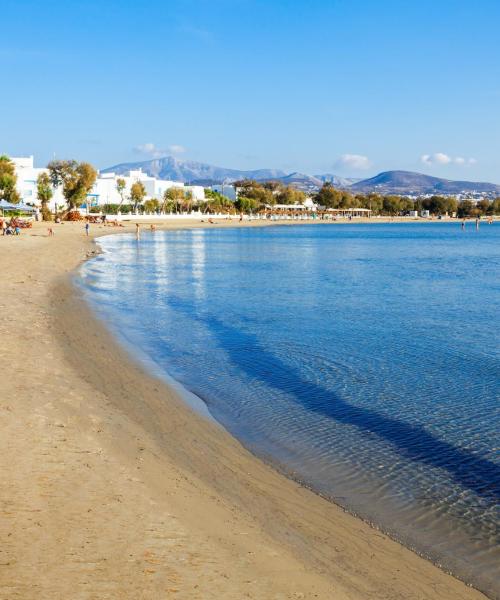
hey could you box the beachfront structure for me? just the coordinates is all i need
[90,171,204,207]
[321,207,373,218]
[210,183,237,200]
[265,198,318,213]
[264,203,372,218]
[10,156,205,210]
[11,156,65,210]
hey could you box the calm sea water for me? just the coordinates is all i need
[79,223,500,596]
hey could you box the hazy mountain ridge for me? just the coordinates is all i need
[102,156,287,184]
[102,157,500,195]
[315,174,361,187]
[349,171,500,194]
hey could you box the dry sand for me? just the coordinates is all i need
[0,219,488,599]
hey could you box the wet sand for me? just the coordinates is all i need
[0,219,488,599]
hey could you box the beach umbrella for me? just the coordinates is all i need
[0,200,20,210]
[0,200,36,219]
[0,200,35,212]
[16,203,35,212]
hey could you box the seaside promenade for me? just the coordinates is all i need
[0,219,488,600]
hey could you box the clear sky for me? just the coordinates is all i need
[2,0,499,181]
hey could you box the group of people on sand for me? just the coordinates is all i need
[0,218,21,236]
[86,214,124,228]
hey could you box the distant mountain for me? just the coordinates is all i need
[350,170,500,195]
[102,156,287,184]
[271,172,324,191]
[102,158,500,196]
[315,173,360,188]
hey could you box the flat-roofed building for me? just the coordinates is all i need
[10,156,205,210]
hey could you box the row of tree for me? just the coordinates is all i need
[102,182,204,215]
[1,156,154,220]
[2,155,499,218]
[315,182,500,216]
[234,180,500,216]
[0,156,99,220]
[232,180,307,213]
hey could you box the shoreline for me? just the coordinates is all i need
[0,219,490,599]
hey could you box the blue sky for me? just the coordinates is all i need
[2,0,500,181]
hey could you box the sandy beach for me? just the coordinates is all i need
[0,219,488,600]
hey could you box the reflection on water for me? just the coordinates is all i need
[80,224,500,597]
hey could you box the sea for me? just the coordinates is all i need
[78,222,500,597]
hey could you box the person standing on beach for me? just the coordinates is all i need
[135,223,140,240]
[475,217,480,230]
[85,222,90,236]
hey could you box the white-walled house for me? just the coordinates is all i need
[90,170,184,207]
[11,156,65,210]
[91,170,205,206]
[11,156,205,210]
[210,183,237,200]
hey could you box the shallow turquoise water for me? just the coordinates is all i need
[79,223,500,596]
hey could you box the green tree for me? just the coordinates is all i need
[262,180,284,193]
[116,178,127,206]
[235,180,274,207]
[47,160,97,210]
[423,195,451,215]
[445,196,458,215]
[204,189,234,213]
[47,160,67,189]
[183,189,194,212]
[399,197,414,213]
[476,199,490,216]
[163,187,185,212]
[338,191,354,209]
[382,195,401,215]
[143,198,160,212]
[457,199,474,218]
[130,181,147,212]
[276,186,306,205]
[316,183,356,209]
[314,182,341,208]
[357,193,383,214]
[0,155,20,204]
[37,172,53,220]
[235,196,259,214]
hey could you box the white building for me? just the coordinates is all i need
[11,156,205,210]
[266,198,318,212]
[210,183,237,200]
[11,156,65,210]
[90,170,183,207]
[92,170,205,206]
